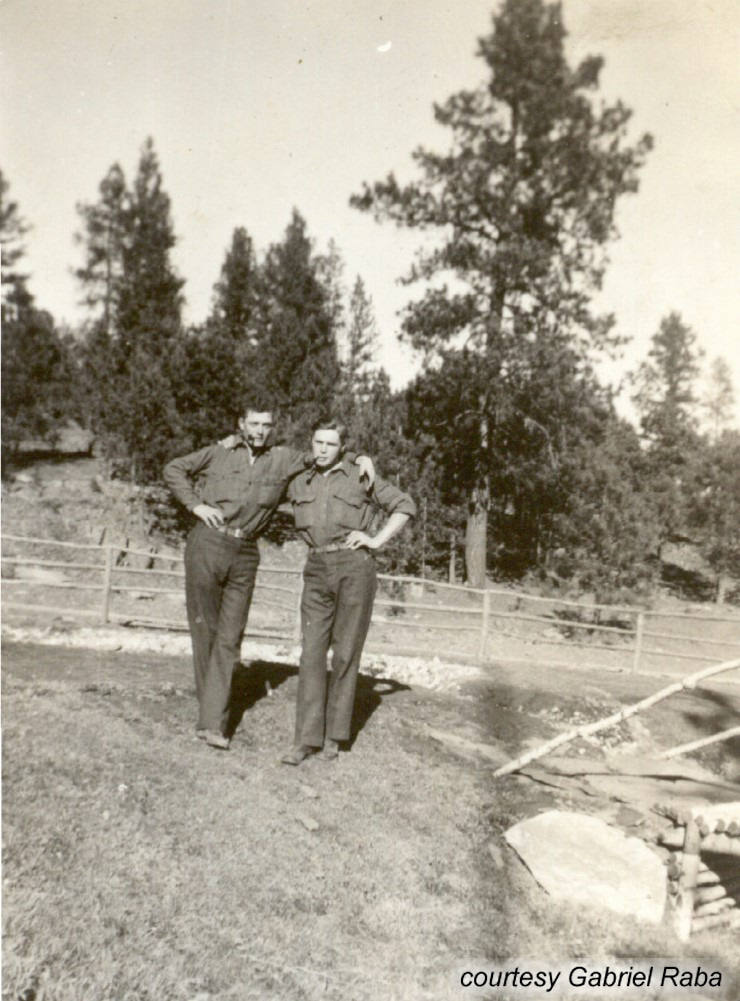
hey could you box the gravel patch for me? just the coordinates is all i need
[2,623,486,694]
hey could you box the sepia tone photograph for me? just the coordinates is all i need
[2,1,739,998]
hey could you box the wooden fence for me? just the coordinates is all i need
[3,534,740,678]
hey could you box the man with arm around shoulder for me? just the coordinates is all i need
[163,404,374,751]
[281,419,416,765]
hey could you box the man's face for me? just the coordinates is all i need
[238,411,274,450]
[312,429,343,469]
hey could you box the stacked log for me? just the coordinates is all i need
[657,808,740,940]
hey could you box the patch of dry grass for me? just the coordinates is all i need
[3,642,738,1001]
[2,644,489,1000]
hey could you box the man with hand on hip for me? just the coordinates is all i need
[281,419,415,765]
[163,404,374,750]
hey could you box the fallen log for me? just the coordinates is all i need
[694,881,739,906]
[660,725,740,759]
[493,659,740,779]
[691,910,740,934]
[694,896,737,919]
[659,830,740,856]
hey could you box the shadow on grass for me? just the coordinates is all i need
[348,673,410,748]
[225,659,295,737]
[225,661,410,745]
[685,687,740,764]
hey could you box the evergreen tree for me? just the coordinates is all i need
[686,430,740,603]
[351,0,652,586]
[1,172,74,468]
[73,163,127,335]
[548,416,660,598]
[256,210,341,443]
[631,312,703,546]
[701,356,735,443]
[175,226,262,446]
[75,138,186,482]
[339,276,379,402]
[0,168,33,318]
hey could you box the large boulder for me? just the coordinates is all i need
[504,809,666,924]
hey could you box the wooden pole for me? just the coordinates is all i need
[673,817,702,941]
[100,544,113,624]
[659,725,740,759]
[478,589,490,661]
[293,578,303,644]
[632,610,644,673]
[493,658,740,778]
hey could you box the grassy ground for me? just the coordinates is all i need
[3,642,739,1001]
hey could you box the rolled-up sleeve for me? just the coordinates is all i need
[163,446,217,511]
[371,475,417,519]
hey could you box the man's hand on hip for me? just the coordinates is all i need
[193,504,225,529]
[344,531,377,550]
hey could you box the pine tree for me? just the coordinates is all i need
[1,172,75,468]
[701,356,735,443]
[75,138,186,482]
[631,312,703,547]
[256,210,341,443]
[339,276,379,403]
[351,0,652,586]
[74,163,127,335]
[175,226,262,445]
[686,430,740,603]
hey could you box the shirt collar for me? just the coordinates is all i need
[307,454,352,482]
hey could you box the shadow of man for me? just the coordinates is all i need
[225,659,296,738]
[348,673,411,748]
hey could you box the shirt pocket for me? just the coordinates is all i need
[203,474,238,506]
[256,477,284,508]
[291,484,316,529]
[331,485,367,530]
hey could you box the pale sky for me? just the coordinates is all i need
[2,0,738,425]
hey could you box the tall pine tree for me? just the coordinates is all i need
[352,0,652,586]
[256,210,340,442]
[175,226,261,445]
[631,312,703,548]
[76,139,186,481]
[1,171,74,468]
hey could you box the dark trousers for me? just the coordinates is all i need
[295,549,377,748]
[184,522,259,734]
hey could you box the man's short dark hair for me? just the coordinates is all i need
[243,400,277,418]
[312,418,348,446]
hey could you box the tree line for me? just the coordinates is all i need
[2,0,738,602]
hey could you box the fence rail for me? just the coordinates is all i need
[3,534,739,678]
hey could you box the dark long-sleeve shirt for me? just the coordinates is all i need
[287,456,416,549]
[163,441,311,539]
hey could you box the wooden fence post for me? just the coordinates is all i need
[632,610,645,673]
[101,544,113,623]
[673,817,702,941]
[478,589,490,661]
[293,578,303,644]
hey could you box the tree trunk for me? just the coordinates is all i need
[716,572,730,605]
[465,484,488,588]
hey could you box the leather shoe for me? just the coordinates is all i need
[280,745,315,766]
[196,728,208,741]
[205,731,230,750]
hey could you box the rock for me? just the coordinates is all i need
[504,809,666,924]
[294,812,319,832]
